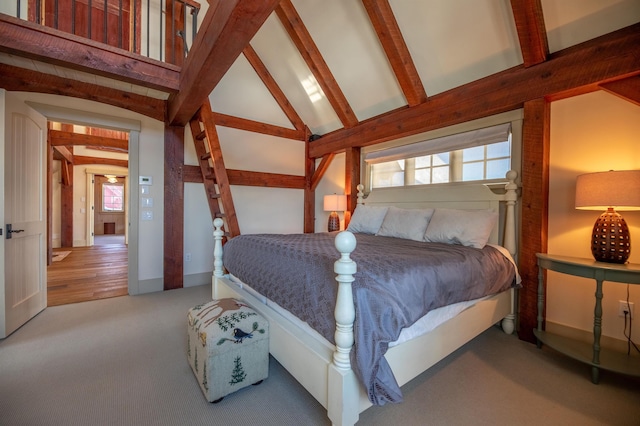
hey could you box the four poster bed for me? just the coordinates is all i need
[211,171,520,426]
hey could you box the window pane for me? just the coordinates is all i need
[413,168,431,185]
[487,141,510,159]
[432,166,450,183]
[372,161,405,188]
[462,162,484,181]
[414,155,431,168]
[433,152,449,166]
[486,158,511,179]
[103,184,124,211]
[463,146,483,161]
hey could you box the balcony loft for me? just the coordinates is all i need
[0,1,280,124]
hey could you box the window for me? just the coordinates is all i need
[367,123,512,189]
[103,183,124,212]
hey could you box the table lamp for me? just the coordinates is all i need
[575,170,640,263]
[324,194,347,232]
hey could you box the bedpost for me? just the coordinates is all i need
[212,218,225,299]
[356,184,364,205]
[501,170,518,335]
[328,231,360,426]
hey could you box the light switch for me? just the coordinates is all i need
[141,185,150,195]
[141,210,153,221]
[142,197,153,208]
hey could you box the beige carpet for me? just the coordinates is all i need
[1,284,638,425]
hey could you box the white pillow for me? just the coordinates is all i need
[424,208,498,249]
[376,206,435,241]
[347,205,389,235]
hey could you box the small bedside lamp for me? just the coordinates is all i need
[575,170,640,263]
[324,194,347,232]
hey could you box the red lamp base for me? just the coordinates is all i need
[328,212,340,232]
[591,208,630,264]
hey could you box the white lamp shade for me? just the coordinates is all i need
[324,194,347,212]
[575,170,640,211]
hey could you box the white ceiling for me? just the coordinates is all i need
[211,0,640,135]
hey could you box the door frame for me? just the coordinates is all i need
[26,102,141,295]
[86,169,129,247]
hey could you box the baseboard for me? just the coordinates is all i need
[184,272,212,288]
[546,321,632,354]
[137,277,163,294]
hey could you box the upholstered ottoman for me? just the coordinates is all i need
[187,298,269,402]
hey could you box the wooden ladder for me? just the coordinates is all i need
[188,100,240,238]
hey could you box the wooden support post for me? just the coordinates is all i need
[164,124,184,290]
[518,98,550,343]
[344,147,360,229]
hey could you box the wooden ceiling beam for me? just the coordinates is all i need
[53,146,74,163]
[168,0,280,126]
[362,0,427,106]
[50,130,129,152]
[0,14,179,93]
[510,0,549,67]
[0,63,166,121]
[243,43,306,131]
[275,0,359,128]
[309,23,640,158]
[310,153,336,191]
[600,75,640,107]
[212,112,306,141]
[73,156,128,168]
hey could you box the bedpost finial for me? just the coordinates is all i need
[213,218,224,229]
[335,231,356,254]
[505,170,517,183]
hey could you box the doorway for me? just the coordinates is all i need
[47,121,131,306]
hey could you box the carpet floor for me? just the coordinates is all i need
[1,284,638,425]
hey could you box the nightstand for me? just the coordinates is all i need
[535,253,640,383]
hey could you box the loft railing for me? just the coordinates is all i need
[9,0,201,65]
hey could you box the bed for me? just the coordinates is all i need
[211,170,520,425]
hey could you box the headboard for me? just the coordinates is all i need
[355,170,519,257]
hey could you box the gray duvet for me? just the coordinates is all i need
[222,232,517,405]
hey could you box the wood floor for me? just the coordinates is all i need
[48,242,128,306]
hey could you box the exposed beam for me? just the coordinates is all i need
[310,153,336,191]
[243,44,306,131]
[309,23,640,158]
[164,125,184,290]
[510,0,548,67]
[275,0,359,128]
[519,98,550,344]
[213,112,306,141]
[182,165,305,189]
[52,145,73,163]
[362,0,427,106]
[50,130,129,151]
[0,63,166,122]
[168,0,280,125]
[0,14,180,93]
[73,156,129,168]
[600,75,640,107]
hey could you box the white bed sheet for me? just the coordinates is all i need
[227,273,488,348]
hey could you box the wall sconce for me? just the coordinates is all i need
[104,174,118,184]
[323,194,347,232]
[575,170,640,263]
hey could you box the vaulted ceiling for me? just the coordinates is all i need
[0,0,638,153]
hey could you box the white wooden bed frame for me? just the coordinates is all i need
[212,170,519,426]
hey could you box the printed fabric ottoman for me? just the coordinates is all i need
[187,298,269,402]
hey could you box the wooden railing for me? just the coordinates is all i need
[9,0,200,65]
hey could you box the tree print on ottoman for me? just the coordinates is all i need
[229,356,247,385]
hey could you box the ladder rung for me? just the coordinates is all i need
[195,130,207,141]
[204,174,215,180]
[200,152,212,160]
[215,213,226,218]
[210,193,221,199]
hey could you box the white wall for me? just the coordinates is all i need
[548,91,640,343]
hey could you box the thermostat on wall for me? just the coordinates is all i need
[139,176,153,185]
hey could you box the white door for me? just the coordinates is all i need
[0,90,47,338]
